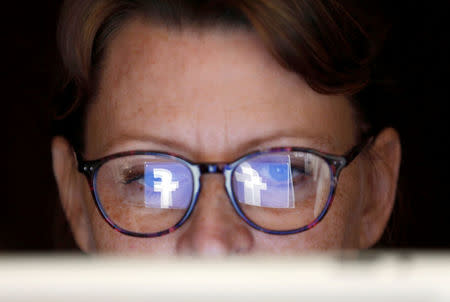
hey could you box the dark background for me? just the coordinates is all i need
[2,1,450,251]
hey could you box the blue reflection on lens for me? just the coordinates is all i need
[268,164,289,182]
[143,171,157,187]
[143,162,193,209]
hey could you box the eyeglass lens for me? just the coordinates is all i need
[94,152,331,234]
[95,155,194,234]
[231,152,331,231]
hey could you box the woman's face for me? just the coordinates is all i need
[53,18,400,254]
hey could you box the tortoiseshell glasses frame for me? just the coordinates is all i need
[75,135,374,238]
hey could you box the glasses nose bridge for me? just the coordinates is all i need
[194,163,235,205]
[198,163,230,174]
[196,163,234,198]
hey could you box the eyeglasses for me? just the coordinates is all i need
[76,137,373,238]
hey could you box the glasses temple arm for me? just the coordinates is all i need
[343,134,376,164]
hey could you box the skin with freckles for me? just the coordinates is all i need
[52,18,401,255]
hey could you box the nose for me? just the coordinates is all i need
[176,174,254,256]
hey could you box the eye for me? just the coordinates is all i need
[268,163,289,182]
[290,165,309,186]
[121,167,147,185]
[266,163,307,183]
[121,166,189,187]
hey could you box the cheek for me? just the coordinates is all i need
[249,220,347,252]
[326,162,365,247]
[82,185,181,254]
[251,163,365,251]
[81,184,130,252]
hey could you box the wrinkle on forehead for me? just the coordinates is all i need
[86,18,357,161]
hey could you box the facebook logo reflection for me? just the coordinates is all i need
[234,156,294,209]
[143,163,193,209]
[235,162,267,206]
[153,168,179,208]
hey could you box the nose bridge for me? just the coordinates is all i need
[175,168,254,255]
[196,163,234,205]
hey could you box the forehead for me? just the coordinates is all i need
[85,18,357,160]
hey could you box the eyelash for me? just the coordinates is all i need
[250,164,310,186]
[291,167,308,184]
[120,163,311,188]
[121,168,145,185]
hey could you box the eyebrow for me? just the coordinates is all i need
[240,130,336,152]
[99,130,337,160]
[100,133,191,156]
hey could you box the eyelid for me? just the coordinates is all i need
[121,165,145,183]
[250,135,336,155]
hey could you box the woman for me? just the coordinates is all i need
[52,0,401,254]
